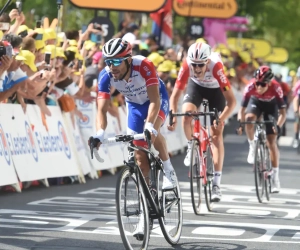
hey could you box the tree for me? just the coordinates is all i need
[235,0,300,68]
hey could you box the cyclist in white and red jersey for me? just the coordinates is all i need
[168,42,236,202]
[237,66,286,193]
[292,78,300,148]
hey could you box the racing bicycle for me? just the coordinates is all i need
[239,116,277,203]
[169,101,219,215]
[89,130,183,250]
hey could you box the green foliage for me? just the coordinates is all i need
[235,0,300,68]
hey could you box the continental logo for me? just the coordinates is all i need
[177,1,228,9]
[173,0,237,18]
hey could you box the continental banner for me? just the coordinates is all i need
[69,0,166,12]
[173,0,237,18]
[227,38,272,58]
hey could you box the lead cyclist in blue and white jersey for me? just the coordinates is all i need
[92,37,178,189]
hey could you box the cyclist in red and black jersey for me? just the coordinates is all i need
[237,66,286,193]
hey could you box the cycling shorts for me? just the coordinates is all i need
[182,78,225,125]
[246,96,279,135]
[127,81,169,148]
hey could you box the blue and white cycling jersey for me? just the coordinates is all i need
[97,55,169,136]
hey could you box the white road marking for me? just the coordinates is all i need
[278,136,294,147]
[192,226,245,236]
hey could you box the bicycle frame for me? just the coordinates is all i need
[125,142,176,219]
[193,116,210,185]
[169,104,218,186]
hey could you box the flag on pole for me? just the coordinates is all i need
[150,0,173,48]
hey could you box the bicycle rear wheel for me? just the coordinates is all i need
[116,166,150,250]
[157,169,183,245]
[189,139,202,215]
[204,143,215,211]
[254,141,266,203]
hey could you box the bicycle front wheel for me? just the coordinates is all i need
[204,143,215,211]
[189,139,203,215]
[265,145,271,201]
[116,166,150,250]
[157,169,183,245]
[254,141,266,203]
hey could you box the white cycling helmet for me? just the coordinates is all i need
[187,42,211,63]
[102,38,132,58]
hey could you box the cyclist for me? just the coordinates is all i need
[90,38,178,237]
[168,42,236,202]
[237,66,286,193]
[292,74,300,148]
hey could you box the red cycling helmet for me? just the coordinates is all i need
[254,66,274,82]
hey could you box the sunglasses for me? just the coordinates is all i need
[256,81,268,87]
[191,63,206,68]
[105,57,129,67]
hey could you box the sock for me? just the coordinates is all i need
[213,171,222,187]
[163,158,173,171]
[272,167,279,181]
[187,140,192,148]
[248,139,254,147]
[295,133,299,140]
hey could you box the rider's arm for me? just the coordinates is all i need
[96,98,110,131]
[274,84,287,127]
[238,107,246,123]
[146,85,160,124]
[140,59,161,124]
[293,95,299,113]
[238,82,253,122]
[277,108,286,128]
[170,60,190,112]
[96,69,112,141]
[212,62,236,123]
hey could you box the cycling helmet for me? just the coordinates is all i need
[187,42,211,63]
[254,66,274,82]
[102,38,132,58]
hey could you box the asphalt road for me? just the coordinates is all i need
[0,121,299,250]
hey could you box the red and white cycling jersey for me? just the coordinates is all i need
[97,55,161,105]
[241,79,286,109]
[175,52,231,91]
[293,80,300,97]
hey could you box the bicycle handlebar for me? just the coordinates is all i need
[238,115,278,134]
[88,131,150,162]
[169,108,219,126]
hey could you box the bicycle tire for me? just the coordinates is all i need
[254,140,265,203]
[264,145,271,201]
[116,166,150,250]
[189,139,202,215]
[204,143,214,211]
[157,169,183,245]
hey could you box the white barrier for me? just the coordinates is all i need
[0,85,244,188]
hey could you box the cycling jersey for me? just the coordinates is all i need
[97,55,169,143]
[293,80,300,97]
[241,79,286,109]
[98,55,162,105]
[175,52,231,91]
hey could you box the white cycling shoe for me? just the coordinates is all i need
[162,170,178,190]
[132,213,144,241]
[184,148,191,167]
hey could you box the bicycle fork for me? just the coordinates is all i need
[193,118,209,185]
